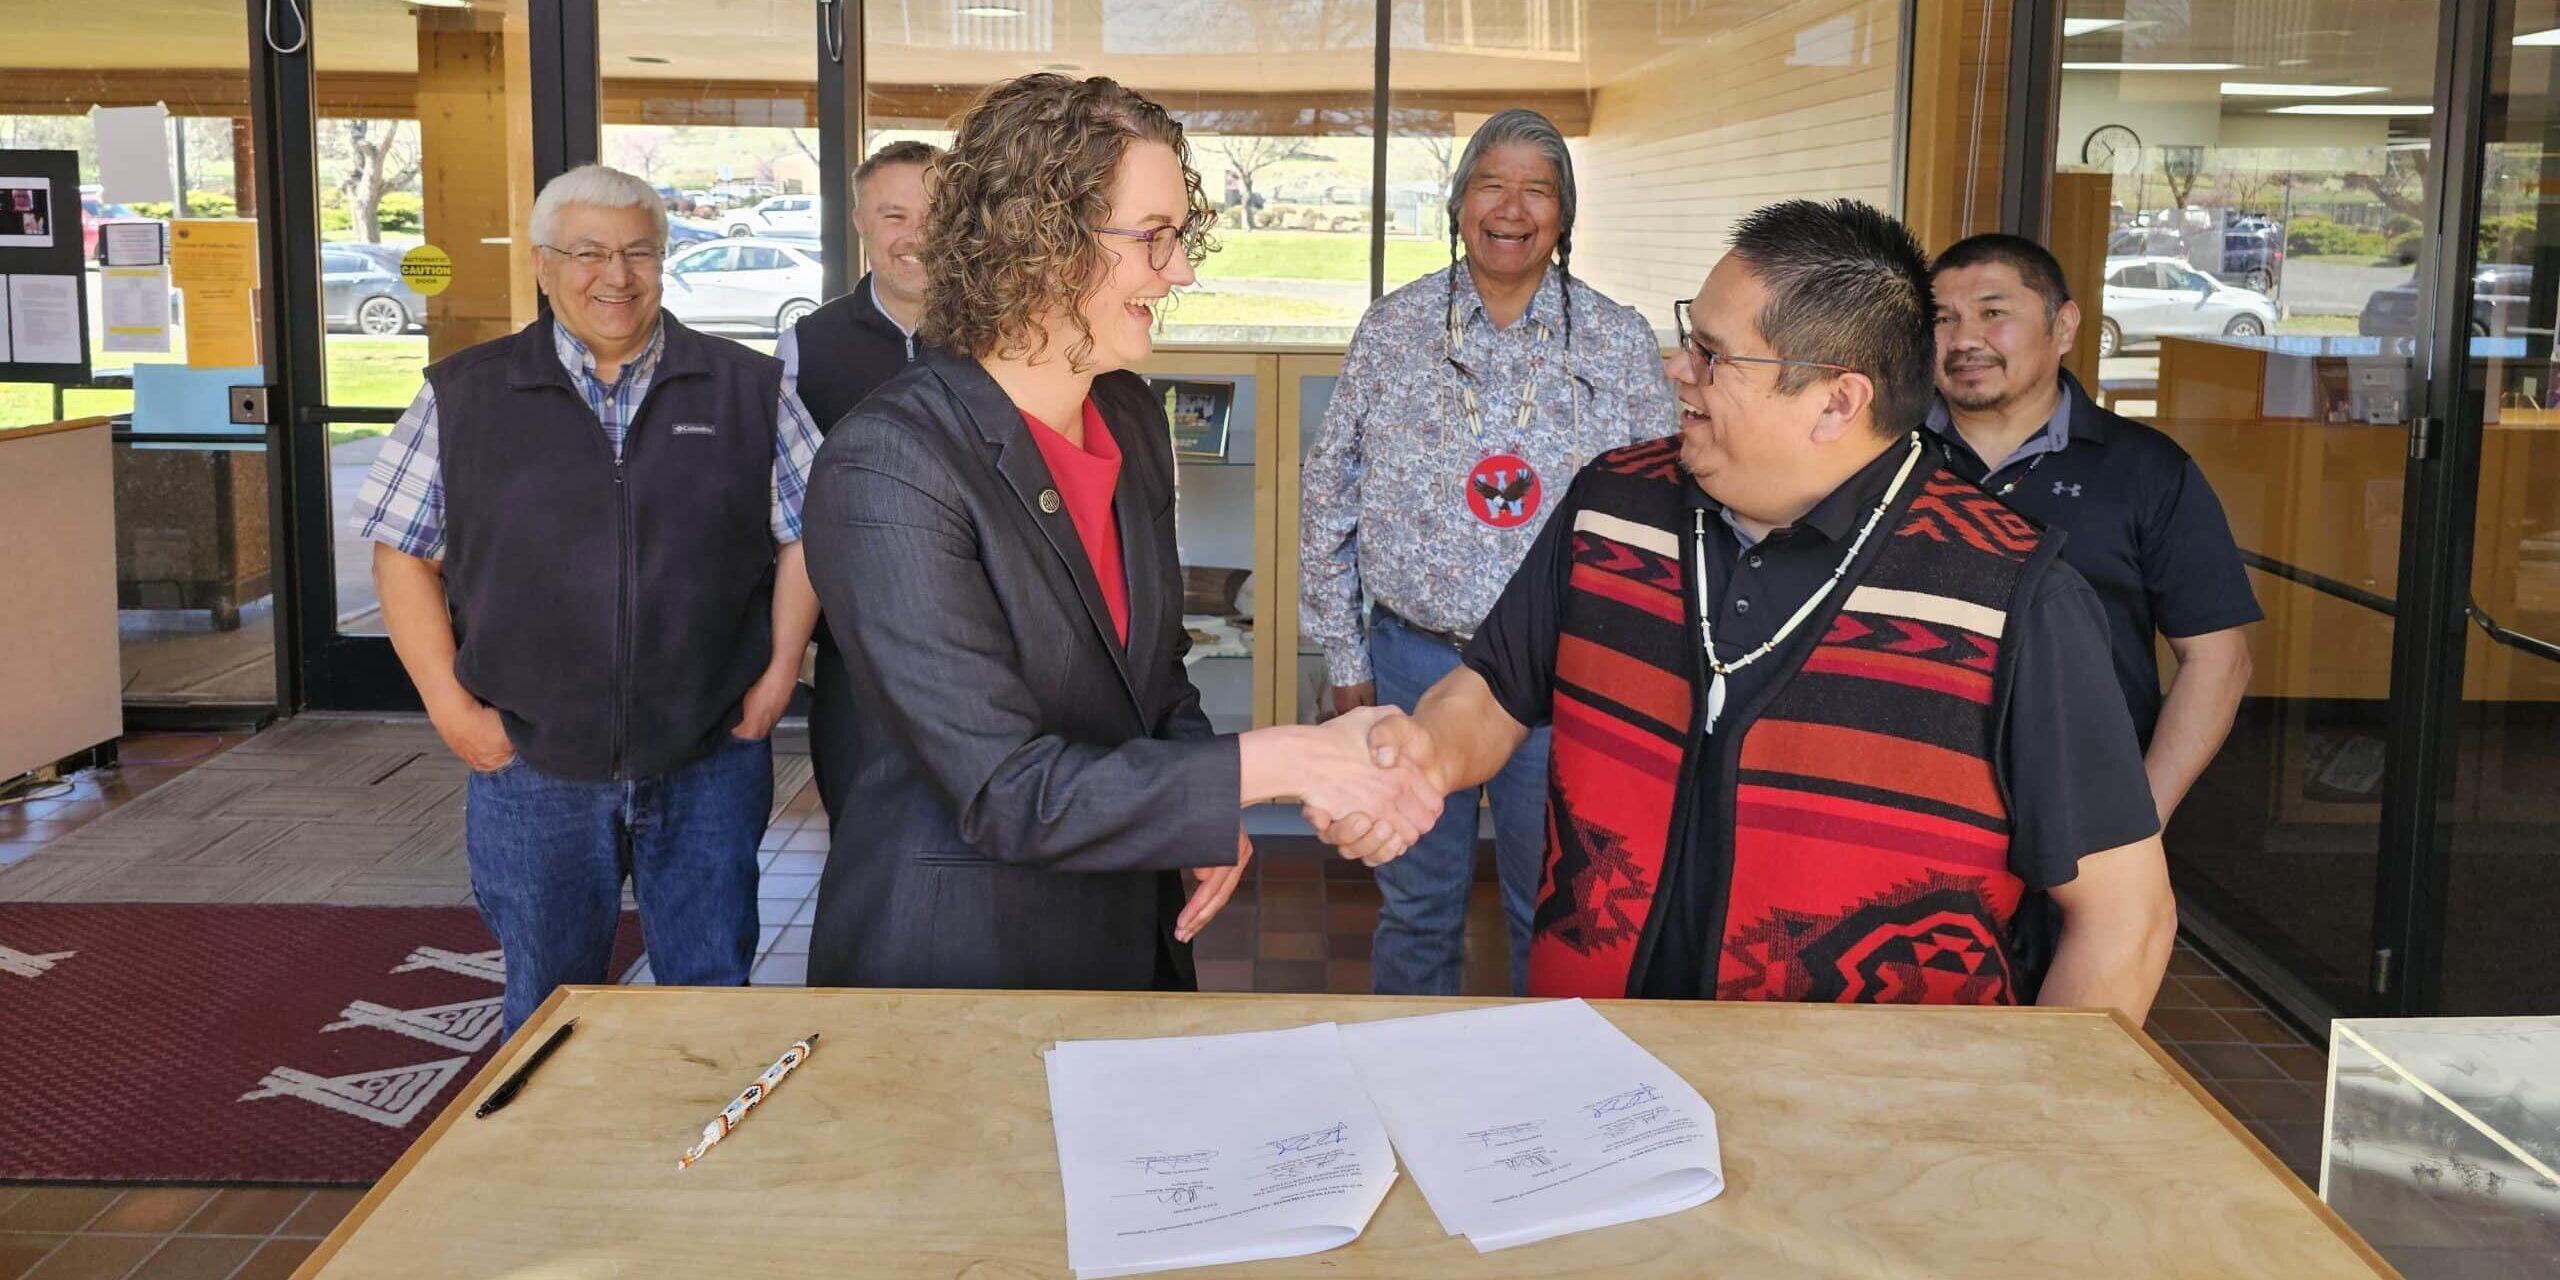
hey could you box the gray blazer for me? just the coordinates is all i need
[800,347,1241,991]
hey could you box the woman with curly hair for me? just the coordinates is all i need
[801,74,1441,991]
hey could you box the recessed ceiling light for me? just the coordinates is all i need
[404,0,472,9]
[2519,27,2560,45]
[2268,103,2433,115]
[2220,82,2384,97]
[2062,18,2125,37]
[958,4,1022,15]
[2063,61,2246,72]
[1042,63,1083,72]
[627,55,671,65]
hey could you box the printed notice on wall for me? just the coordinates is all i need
[5,273,85,364]
[0,177,55,248]
[102,265,172,354]
[102,221,164,267]
[168,219,260,368]
[90,104,174,206]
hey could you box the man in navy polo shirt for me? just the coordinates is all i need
[1927,234,2259,824]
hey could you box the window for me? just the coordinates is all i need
[601,0,815,358]
[865,0,1380,343]
[735,245,788,272]
[675,245,734,274]
[1386,0,1909,331]
[2048,0,2450,1011]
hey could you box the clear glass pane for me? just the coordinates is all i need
[864,0,1379,343]
[315,0,536,634]
[0,1,275,703]
[2438,1,2560,1016]
[1142,362,1266,736]
[2054,0,2447,1008]
[2323,1018,2560,1278]
[604,0,815,356]
[1389,0,1910,332]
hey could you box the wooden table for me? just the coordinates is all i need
[298,988,2397,1279]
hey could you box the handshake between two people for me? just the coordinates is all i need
[1285,706,1449,867]
[1186,706,1454,944]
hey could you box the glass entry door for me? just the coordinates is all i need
[0,3,277,711]
[2041,0,2456,1017]
[288,0,821,710]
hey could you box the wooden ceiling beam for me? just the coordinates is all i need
[0,69,1591,137]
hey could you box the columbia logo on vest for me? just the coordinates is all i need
[2052,481,2082,497]
[671,423,718,437]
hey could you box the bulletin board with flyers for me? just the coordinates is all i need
[0,150,91,386]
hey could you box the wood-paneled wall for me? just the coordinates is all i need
[1568,0,1903,328]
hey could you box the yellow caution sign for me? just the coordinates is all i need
[400,244,453,297]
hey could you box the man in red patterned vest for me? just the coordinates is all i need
[1316,200,2177,1020]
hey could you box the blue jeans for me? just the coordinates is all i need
[465,734,770,1037]
[1367,614,1552,995]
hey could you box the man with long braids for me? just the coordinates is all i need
[1300,109,1676,996]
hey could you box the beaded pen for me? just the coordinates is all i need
[677,1031,820,1170]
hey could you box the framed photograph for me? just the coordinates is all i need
[1160,378,1234,461]
[0,176,53,247]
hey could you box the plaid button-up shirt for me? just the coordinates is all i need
[351,319,822,559]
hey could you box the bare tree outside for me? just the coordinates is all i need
[1204,133,1318,230]
[614,128,668,180]
[331,119,419,244]
[2343,147,2427,225]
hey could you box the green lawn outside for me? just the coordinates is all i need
[2275,314,2364,336]
[1202,232,1445,283]
[0,385,131,431]
[1165,292,1356,327]
[326,336,430,410]
[2296,253,2403,268]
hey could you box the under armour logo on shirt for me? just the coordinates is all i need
[2053,481,2083,497]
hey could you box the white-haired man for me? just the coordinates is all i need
[351,164,824,1035]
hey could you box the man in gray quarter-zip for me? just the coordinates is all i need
[352,164,824,1037]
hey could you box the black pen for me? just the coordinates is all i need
[475,1017,577,1119]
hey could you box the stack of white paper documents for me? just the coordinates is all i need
[1044,1022,1400,1279]
[1337,999,1725,1251]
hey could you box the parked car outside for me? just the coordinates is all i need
[2103,225,2282,293]
[2097,255,2277,357]
[321,242,428,335]
[666,217,722,249]
[723,194,821,238]
[2214,228,2284,293]
[660,236,824,335]
[2360,264,2535,339]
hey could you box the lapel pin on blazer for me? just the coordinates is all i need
[1039,488,1063,514]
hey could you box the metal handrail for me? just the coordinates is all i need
[2238,549,2560,667]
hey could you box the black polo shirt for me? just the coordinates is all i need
[1927,370,2262,744]
[1463,436,2162,998]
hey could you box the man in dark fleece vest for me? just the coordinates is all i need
[1315,199,2178,1023]
[775,140,937,824]
[352,165,824,1036]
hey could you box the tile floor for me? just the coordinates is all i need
[0,725,2335,1278]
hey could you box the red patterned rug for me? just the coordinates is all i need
[0,904,643,1183]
